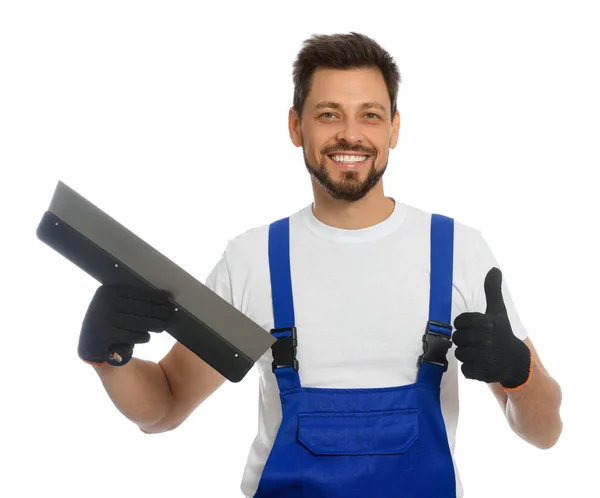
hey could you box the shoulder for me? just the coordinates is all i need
[223,220,270,267]
[204,220,273,308]
[401,202,484,257]
[221,206,307,273]
[224,206,309,260]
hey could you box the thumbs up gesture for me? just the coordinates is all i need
[453,267,532,390]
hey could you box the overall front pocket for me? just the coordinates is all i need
[297,409,419,498]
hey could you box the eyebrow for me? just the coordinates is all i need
[314,101,388,114]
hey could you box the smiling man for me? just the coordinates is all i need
[296,65,398,209]
[79,32,563,497]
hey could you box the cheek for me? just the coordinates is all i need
[373,137,392,160]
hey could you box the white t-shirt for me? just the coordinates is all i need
[204,199,528,498]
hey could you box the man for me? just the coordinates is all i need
[78,32,563,497]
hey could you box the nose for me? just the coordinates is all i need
[335,120,364,144]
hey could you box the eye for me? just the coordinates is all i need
[318,111,380,120]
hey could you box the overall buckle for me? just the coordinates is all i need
[270,326,299,372]
[417,320,453,372]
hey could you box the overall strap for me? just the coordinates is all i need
[417,214,455,387]
[268,217,301,392]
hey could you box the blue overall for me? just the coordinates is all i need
[253,214,457,498]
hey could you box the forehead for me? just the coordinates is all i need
[306,67,390,109]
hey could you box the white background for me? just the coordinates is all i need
[1,1,598,496]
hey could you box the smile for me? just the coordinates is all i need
[327,154,370,169]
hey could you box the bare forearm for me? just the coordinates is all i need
[93,357,175,432]
[504,357,563,449]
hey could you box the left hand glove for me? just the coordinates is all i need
[453,267,532,390]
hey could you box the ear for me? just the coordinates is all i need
[389,110,400,149]
[288,107,303,147]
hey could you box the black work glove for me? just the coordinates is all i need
[453,267,532,390]
[78,284,175,367]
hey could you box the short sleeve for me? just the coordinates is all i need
[204,246,234,306]
[468,233,529,341]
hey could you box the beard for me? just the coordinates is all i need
[303,146,388,203]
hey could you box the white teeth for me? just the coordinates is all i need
[331,155,367,163]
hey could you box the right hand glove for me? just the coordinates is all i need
[78,284,175,367]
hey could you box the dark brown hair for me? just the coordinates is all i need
[292,32,401,120]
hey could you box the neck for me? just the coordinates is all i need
[311,181,395,230]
